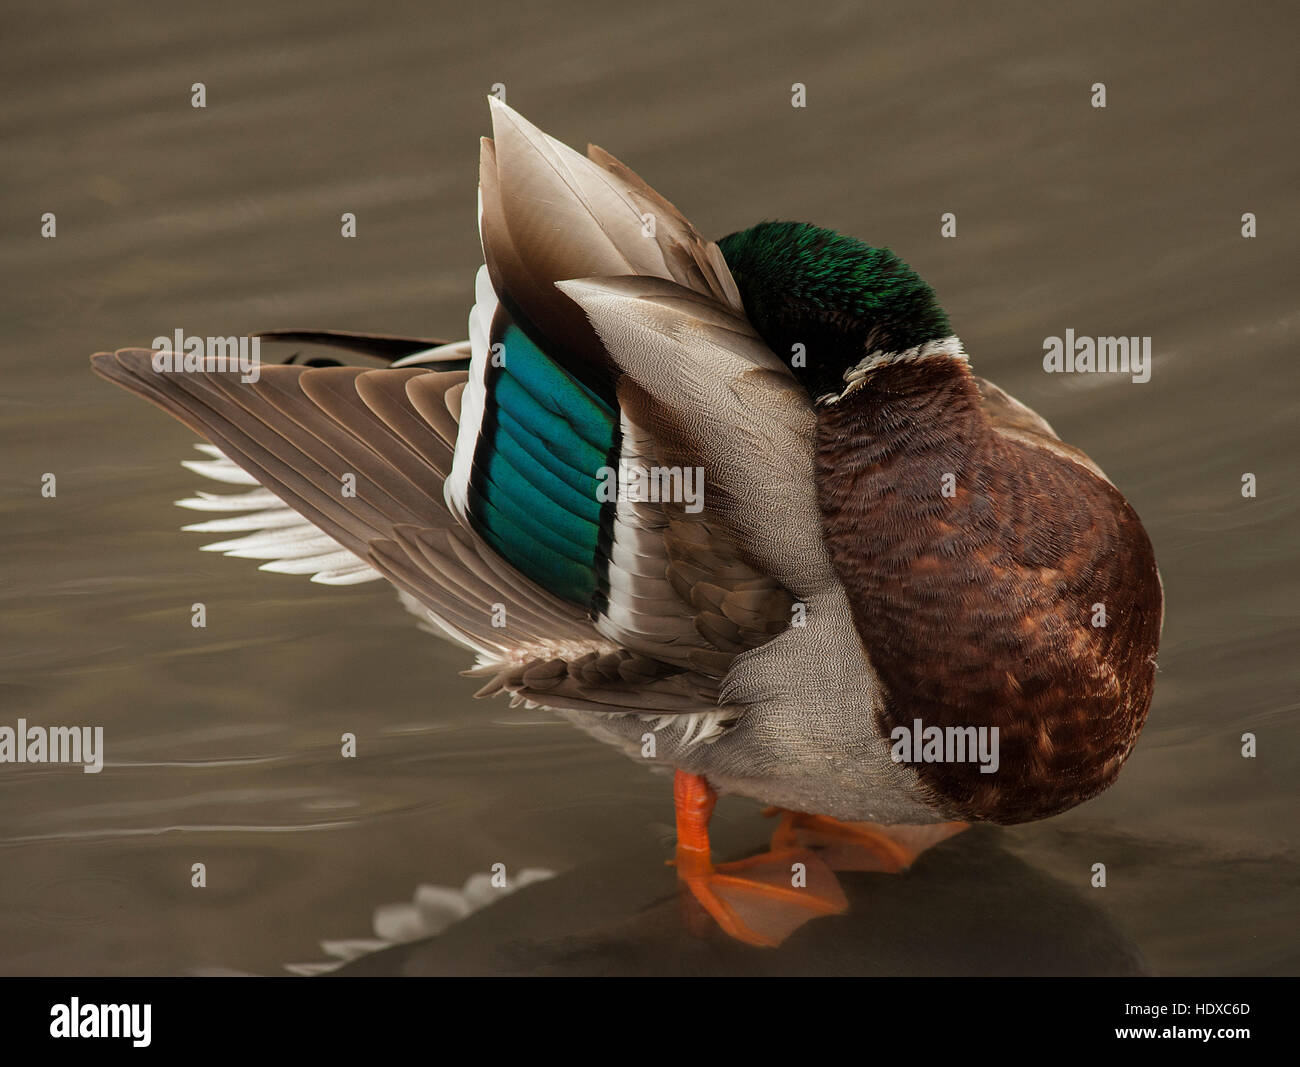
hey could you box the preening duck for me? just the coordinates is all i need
[92,99,1163,947]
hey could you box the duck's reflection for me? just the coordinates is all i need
[285,867,556,976]
[297,827,1146,976]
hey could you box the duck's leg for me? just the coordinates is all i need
[765,809,969,873]
[672,770,848,947]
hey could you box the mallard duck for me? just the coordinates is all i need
[92,99,1163,948]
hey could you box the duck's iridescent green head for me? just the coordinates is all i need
[717,221,953,402]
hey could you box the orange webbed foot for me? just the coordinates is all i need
[766,809,970,873]
[672,770,848,947]
[677,845,848,948]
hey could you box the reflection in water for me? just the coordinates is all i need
[330,830,1150,977]
[286,868,555,976]
[319,824,1300,976]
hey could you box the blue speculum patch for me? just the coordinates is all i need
[467,323,616,605]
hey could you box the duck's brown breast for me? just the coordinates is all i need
[814,358,1162,823]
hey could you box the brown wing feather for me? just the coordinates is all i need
[91,348,735,721]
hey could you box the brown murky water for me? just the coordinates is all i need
[2,0,1297,975]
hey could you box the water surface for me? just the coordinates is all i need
[1,0,1297,975]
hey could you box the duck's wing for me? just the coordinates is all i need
[446,104,806,698]
[91,101,796,740]
[552,274,823,641]
[95,350,674,687]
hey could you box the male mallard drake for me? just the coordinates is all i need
[92,100,1163,948]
